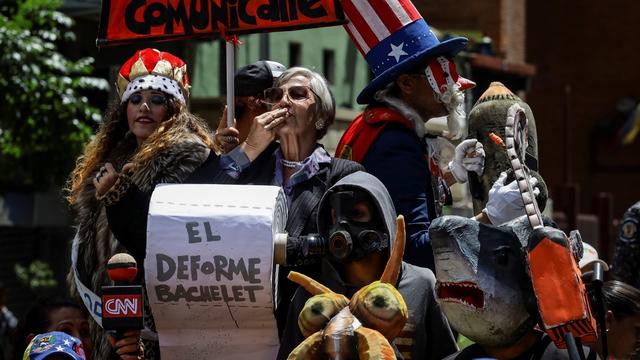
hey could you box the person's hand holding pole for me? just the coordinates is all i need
[213,106,241,154]
[448,139,485,184]
[483,171,540,225]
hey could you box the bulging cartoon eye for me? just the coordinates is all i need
[350,281,408,340]
[298,293,349,338]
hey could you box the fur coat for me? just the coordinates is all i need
[68,130,210,360]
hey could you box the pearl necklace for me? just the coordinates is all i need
[281,159,304,168]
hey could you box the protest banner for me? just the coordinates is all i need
[145,184,287,359]
[97,0,345,46]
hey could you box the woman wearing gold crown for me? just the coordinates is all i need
[66,48,215,359]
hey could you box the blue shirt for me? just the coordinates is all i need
[363,125,435,269]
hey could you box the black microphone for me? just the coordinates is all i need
[101,253,144,340]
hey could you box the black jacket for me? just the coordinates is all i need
[228,145,364,336]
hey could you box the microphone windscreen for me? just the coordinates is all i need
[108,253,136,267]
[107,253,138,283]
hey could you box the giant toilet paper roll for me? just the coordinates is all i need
[145,184,287,360]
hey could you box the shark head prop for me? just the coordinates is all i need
[429,215,537,347]
[434,102,599,356]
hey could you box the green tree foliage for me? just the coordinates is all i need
[15,260,58,291]
[0,0,108,189]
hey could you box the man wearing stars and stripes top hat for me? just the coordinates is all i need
[332,1,488,359]
[336,0,483,272]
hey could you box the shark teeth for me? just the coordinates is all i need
[436,281,485,309]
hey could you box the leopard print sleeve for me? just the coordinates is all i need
[96,173,133,206]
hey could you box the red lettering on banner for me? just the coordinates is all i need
[98,0,345,46]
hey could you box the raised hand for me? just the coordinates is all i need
[448,139,485,183]
[109,330,144,360]
[94,162,134,197]
[213,106,241,154]
[484,171,540,225]
[241,107,290,161]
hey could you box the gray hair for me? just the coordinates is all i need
[374,77,467,140]
[374,83,425,137]
[275,67,335,139]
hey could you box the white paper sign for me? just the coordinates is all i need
[145,184,287,359]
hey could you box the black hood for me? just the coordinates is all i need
[317,171,397,250]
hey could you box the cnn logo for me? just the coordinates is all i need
[103,295,142,318]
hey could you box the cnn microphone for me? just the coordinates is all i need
[101,253,144,339]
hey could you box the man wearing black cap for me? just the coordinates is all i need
[214,60,286,154]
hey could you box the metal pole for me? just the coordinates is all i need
[226,41,235,128]
[592,261,609,360]
[564,84,572,184]
[259,33,269,60]
[595,192,614,263]
[565,183,580,231]
[563,332,582,360]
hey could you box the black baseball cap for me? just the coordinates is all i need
[235,60,286,97]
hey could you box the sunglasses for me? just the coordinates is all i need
[263,86,318,105]
[129,93,167,106]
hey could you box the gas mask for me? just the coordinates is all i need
[274,189,391,266]
[322,189,389,262]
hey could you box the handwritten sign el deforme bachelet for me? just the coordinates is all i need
[154,220,264,303]
[145,184,286,358]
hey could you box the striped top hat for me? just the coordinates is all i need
[343,0,470,104]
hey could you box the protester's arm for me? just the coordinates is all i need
[363,127,434,269]
[447,139,485,185]
[93,163,147,262]
[104,178,149,264]
[219,146,252,179]
[100,140,211,262]
[473,211,492,224]
[213,106,240,155]
[239,108,288,160]
[219,107,288,179]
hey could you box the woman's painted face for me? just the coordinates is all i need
[47,306,92,359]
[126,89,169,144]
[270,75,318,138]
[609,312,640,359]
